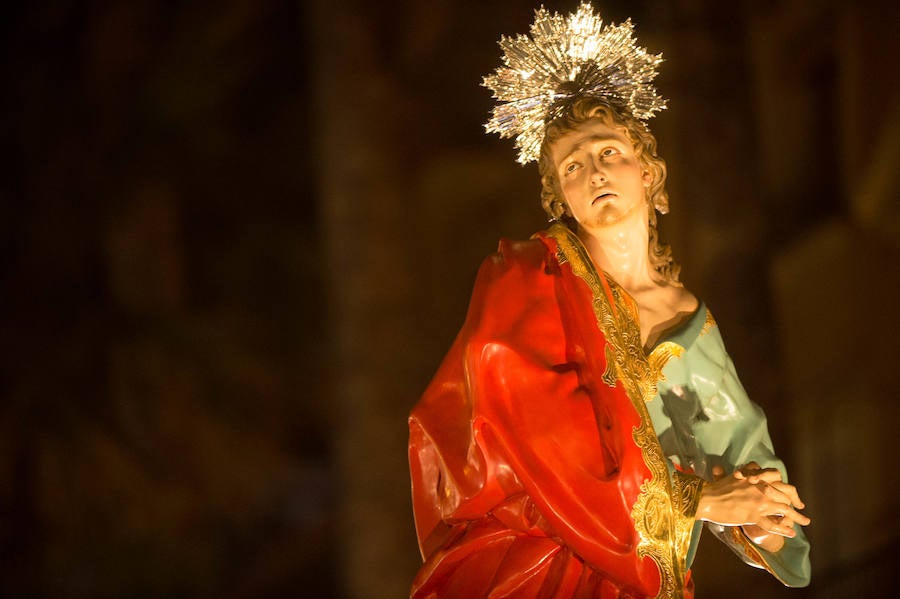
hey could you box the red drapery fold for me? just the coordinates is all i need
[410,236,690,598]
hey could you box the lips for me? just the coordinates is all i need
[592,191,617,205]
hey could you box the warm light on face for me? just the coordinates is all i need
[551,119,650,231]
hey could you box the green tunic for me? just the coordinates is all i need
[646,303,811,586]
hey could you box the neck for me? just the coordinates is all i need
[576,211,657,291]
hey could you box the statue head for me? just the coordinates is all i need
[538,97,680,283]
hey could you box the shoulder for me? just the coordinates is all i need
[474,235,558,286]
[649,281,699,315]
[464,234,562,330]
[675,286,700,314]
[492,236,555,270]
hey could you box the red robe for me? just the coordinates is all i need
[409,226,703,598]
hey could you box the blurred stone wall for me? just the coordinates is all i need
[2,2,336,596]
[766,2,900,596]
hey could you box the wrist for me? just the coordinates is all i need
[741,525,786,553]
[694,483,710,521]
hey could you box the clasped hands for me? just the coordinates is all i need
[696,461,811,553]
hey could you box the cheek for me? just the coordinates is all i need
[620,163,646,186]
[560,180,581,204]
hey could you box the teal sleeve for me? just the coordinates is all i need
[689,326,811,586]
[655,315,811,586]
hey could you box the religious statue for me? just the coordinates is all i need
[408,4,811,597]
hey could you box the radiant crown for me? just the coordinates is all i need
[483,3,667,164]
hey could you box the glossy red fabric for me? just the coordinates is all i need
[409,235,692,598]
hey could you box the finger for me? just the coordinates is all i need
[746,469,783,485]
[768,481,805,508]
[762,482,801,509]
[746,467,781,481]
[756,516,797,538]
[712,465,726,480]
[765,501,811,526]
[760,483,793,507]
[739,461,764,480]
[773,514,796,529]
[759,512,803,537]
[741,461,761,475]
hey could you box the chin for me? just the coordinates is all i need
[595,213,627,227]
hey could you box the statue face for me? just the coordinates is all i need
[551,119,650,230]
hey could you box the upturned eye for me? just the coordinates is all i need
[601,147,618,157]
[565,162,581,174]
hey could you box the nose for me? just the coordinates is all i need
[589,160,607,186]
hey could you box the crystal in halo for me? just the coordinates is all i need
[483,3,667,164]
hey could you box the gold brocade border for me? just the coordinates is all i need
[671,471,707,567]
[699,309,716,338]
[727,527,789,585]
[545,224,689,598]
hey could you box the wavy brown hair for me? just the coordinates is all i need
[538,97,680,283]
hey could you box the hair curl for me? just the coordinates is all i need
[537,97,680,283]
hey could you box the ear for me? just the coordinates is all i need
[642,169,652,187]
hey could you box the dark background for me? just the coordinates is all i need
[2,1,898,597]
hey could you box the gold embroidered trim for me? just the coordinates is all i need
[647,342,684,397]
[727,526,788,585]
[601,277,684,402]
[699,309,716,337]
[546,224,686,598]
[602,345,618,388]
[671,471,707,573]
